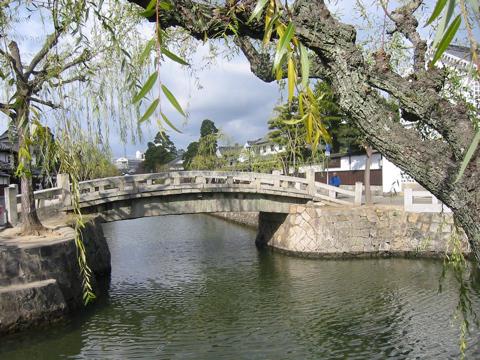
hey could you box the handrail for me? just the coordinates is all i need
[4,171,363,225]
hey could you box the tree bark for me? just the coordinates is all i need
[17,101,45,234]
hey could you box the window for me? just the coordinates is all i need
[262,146,266,153]
[270,144,275,151]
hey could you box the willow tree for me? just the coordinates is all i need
[129,0,480,262]
[0,0,145,233]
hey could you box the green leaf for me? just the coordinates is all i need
[161,112,182,133]
[162,84,186,116]
[139,8,155,17]
[431,15,462,65]
[273,22,295,71]
[426,0,448,25]
[159,1,173,10]
[455,129,480,183]
[287,56,296,103]
[140,38,155,65]
[283,116,305,125]
[300,44,310,89]
[161,47,189,65]
[132,72,158,104]
[139,98,159,123]
[248,0,269,23]
[432,0,456,48]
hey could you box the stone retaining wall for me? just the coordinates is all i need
[0,217,111,335]
[256,205,470,257]
[209,212,259,228]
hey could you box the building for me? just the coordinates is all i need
[216,144,243,167]
[0,130,17,192]
[304,150,414,194]
[115,151,145,175]
[243,136,285,157]
[437,44,480,107]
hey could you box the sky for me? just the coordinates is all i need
[0,0,461,159]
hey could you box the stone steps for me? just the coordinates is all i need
[0,279,67,335]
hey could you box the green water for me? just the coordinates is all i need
[1,214,479,359]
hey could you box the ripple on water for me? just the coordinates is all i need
[0,214,479,359]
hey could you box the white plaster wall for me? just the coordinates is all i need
[381,157,417,193]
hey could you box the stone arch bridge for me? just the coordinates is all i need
[4,171,362,224]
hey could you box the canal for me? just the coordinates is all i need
[1,214,480,359]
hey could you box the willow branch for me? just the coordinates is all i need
[29,97,62,109]
[25,27,64,77]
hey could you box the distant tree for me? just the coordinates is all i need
[189,119,221,170]
[190,133,220,170]
[143,133,177,172]
[200,119,219,138]
[268,100,308,175]
[183,141,199,169]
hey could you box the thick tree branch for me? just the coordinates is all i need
[50,74,87,87]
[1,42,26,82]
[385,0,427,72]
[25,27,64,77]
[234,36,329,82]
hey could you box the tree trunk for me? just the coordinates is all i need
[364,145,373,205]
[17,101,44,234]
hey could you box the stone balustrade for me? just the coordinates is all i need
[4,171,363,225]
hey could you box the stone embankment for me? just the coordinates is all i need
[209,212,259,228]
[0,216,110,335]
[256,204,470,258]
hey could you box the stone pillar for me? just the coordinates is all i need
[195,175,206,184]
[404,188,413,211]
[173,173,180,185]
[354,182,363,206]
[226,176,234,185]
[57,173,71,207]
[306,169,316,195]
[4,184,18,226]
[272,170,281,188]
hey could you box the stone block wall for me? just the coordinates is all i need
[0,216,111,335]
[209,212,259,228]
[257,205,469,257]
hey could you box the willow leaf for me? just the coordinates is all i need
[287,56,296,103]
[283,116,305,125]
[133,72,158,103]
[140,38,155,65]
[426,0,448,25]
[161,47,189,65]
[161,112,182,133]
[273,22,295,71]
[455,129,480,183]
[431,15,462,65]
[300,44,310,89]
[162,84,186,116]
[432,0,456,48]
[139,98,159,123]
[248,0,269,23]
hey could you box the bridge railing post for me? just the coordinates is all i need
[272,170,281,188]
[57,173,71,207]
[4,184,18,226]
[173,173,180,185]
[306,169,316,195]
[404,188,413,211]
[226,175,233,185]
[195,175,206,184]
[354,181,363,206]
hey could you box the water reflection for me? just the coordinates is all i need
[0,215,479,359]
